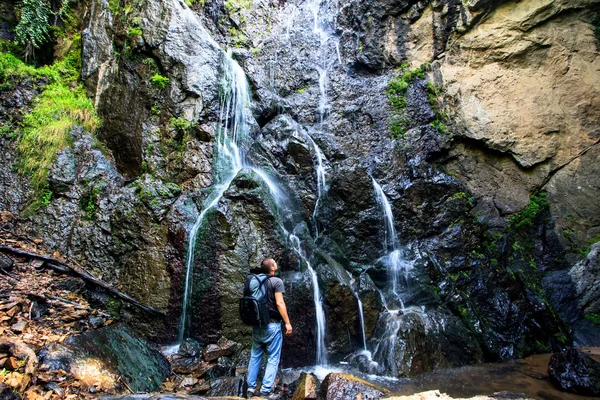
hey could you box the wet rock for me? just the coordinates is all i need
[548,348,600,396]
[204,376,246,397]
[179,338,201,358]
[281,270,317,368]
[320,373,388,400]
[0,382,21,400]
[60,324,170,392]
[39,342,74,371]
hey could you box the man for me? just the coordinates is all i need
[246,258,292,399]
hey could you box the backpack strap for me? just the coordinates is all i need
[244,274,274,296]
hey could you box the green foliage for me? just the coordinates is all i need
[170,117,194,135]
[81,187,101,220]
[509,192,548,231]
[40,189,53,207]
[14,0,53,60]
[386,63,429,138]
[585,313,600,326]
[430,119,449,135]
[150,74,169,89]
[185,0,205,6]
[127,27,143,37]
[225,0,252,13]
[18,82,98,194]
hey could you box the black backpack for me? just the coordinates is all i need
[239,274,273,327]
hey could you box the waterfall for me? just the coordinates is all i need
[178,51,251,342]
[371,178,413,311]
[289,233,328,366]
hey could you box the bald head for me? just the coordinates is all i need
[261,258,277,274]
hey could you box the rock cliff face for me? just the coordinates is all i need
[1,0,599,378]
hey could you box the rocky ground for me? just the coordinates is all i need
[0,217,538,400]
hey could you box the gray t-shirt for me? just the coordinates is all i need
[249,274,285,320]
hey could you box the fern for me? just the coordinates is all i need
[15,0,53,60]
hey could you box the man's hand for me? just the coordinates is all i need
[284,323,293,335]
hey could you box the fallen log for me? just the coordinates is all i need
[0,246,165,317]
[46,295,111,318]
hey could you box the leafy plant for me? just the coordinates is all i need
[150,74,169,89]
[81,187,101,220]
[170,117,194,134]
[14,0,53,60]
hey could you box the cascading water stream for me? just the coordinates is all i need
[289,234,328,367]
[178,51,251,343]
[372,178,413,310]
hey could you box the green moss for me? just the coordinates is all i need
[386,63,429,138]
[509,192,548,231]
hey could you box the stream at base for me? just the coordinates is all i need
[282,347,600,400]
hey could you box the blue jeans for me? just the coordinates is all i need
[247,322,283,394]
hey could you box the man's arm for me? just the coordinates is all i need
[274,292,292,335]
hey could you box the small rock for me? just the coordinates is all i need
[178,338,201,357]
[203,344,222,362]
[203,338,238,362]
[0,255,14,271]
[548,348,600,396]
[180,377,199,388]
[54,277,86,293]
[11,320,27,333]
[88,316,104,328]
[5,357,19,370]
[6,305,20,317]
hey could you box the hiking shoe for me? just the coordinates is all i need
[246,388,255,398]
[259,392,280,400]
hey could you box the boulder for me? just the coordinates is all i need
[39,324,170,392]
[320,373,388,400]
[548,348,600,396]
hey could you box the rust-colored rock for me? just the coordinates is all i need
[292,373,318,400]
[4,357,19,370]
